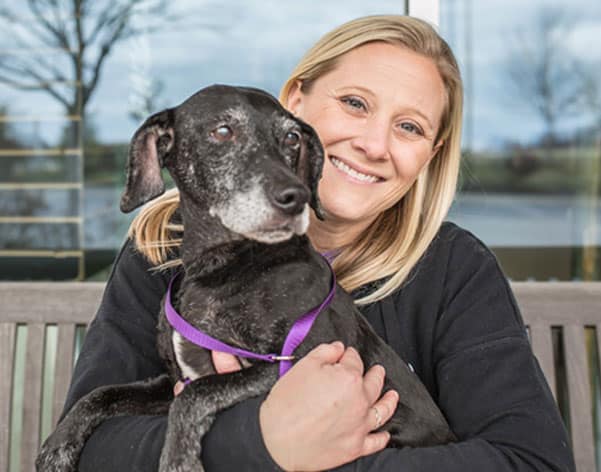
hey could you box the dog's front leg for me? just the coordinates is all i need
[159,363,278,472]
[36,374,173,472]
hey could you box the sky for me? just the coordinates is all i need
[1,0,600,151]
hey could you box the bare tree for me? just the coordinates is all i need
[0,0,180,119]
[503,7,585,145]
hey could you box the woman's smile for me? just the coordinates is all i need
[328,155,384,184]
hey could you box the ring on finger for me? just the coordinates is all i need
[372,406,382,429]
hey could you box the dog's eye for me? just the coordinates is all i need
[284,131,300,148]
[211,125,233,141]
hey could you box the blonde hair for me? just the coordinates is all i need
[129,15,463,305]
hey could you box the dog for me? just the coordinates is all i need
[36,85,455,472]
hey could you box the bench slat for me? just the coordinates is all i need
[0,323,16,472]
[564,325,596,472]
[529,323,556,400]
[21,324,45,472]
[515,283,601,325]
[52,324,76,427]
[0,283,104,324]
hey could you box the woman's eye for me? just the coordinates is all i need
[399,122,423,135]
[284,131,301,147]
[211,125,233,141]
[341,96,367,111]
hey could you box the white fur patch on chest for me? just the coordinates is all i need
[172,331,201,381]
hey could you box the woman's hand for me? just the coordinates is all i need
[173,350,243,395]
[260,341,399,472]
[173,343,399,472]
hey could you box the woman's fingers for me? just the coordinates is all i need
[360,431,391,457]
[337,346,364,374]
[173,380,184,396]
[211,350,243,374]
[363,364,386,405]
[309,341,346,365]
[173,350,243,396]
[369,389,399,430]
[359,390,399,456]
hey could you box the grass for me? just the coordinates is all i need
[459,145,601,196]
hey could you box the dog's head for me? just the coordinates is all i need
[120,85,324,244]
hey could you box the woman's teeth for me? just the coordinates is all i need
[330,157,380,183]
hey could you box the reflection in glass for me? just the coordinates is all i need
[441,0,601,280]
[0,0,406,278]
[0,188,80,218]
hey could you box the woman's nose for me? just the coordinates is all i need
[350,117,390,160]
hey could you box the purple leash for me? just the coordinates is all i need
[165,253,337,378]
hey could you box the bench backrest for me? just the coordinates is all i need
[1,281,600,472]
[1,283,103,472]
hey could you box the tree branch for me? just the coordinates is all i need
[27,0,72,50]
[0,6,59,48]
[1,0,186,119]
[0,67,71,109]
[82,2,141,107]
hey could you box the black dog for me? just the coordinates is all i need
[36,85,454,472]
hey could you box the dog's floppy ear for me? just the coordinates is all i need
[298,121,325,220]
[120,109,175,213]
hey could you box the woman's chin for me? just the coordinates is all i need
[316,178,382,225]
[319,200,372,225]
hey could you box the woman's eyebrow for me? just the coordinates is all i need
[335,85,376,98]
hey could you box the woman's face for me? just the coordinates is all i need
[287,42,446,229]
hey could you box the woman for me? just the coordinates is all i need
[64,15,574,471]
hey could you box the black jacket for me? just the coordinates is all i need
[63,222,575,471]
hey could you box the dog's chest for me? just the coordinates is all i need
[169,289,267,380]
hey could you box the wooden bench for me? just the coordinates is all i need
[1,281,600,472]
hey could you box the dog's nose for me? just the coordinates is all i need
[271,185,309,215]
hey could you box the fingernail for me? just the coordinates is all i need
[332,341,344,349]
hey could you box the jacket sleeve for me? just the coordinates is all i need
[324,231,575,472]
[62,238,281,471]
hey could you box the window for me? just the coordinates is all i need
[0,1,406,280]
[437,0,601,281]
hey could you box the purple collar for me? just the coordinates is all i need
[165,254,337,377]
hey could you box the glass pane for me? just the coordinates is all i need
[0,1,407,279]
[0,153,81,183]
[0,117,81,150]
[440,0,601,280]
[0,188,80,217]
[0,223,79,250]
[0,83,78,120]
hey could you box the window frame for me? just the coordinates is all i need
[408,0,439,25]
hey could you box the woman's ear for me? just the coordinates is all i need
[286,80,304,116]
[431,139,444,159]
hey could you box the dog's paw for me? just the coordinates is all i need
[35,436,81,472]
